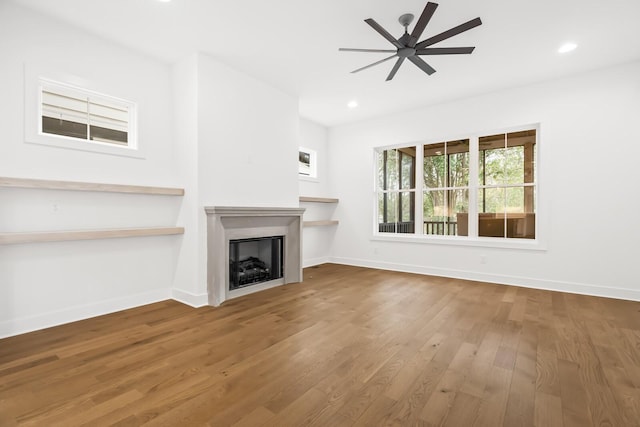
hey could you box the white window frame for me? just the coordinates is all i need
[25,74,141,158]
[373,124,545,251]
[375,147,418,233]
[298,146,318,181]
[421,139,471,236]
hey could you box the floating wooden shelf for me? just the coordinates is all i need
[303,220,339,227]
[300,197,339,228]
[0,227,185,245]
[299,196,339,203]
[0,177,184,196]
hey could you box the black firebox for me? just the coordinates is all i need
[229,236,284,290]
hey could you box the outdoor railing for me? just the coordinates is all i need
[377,221,457,235]
[378,222,415,233]
[423,221,457,235]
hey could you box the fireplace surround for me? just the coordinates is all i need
[204,206,305,305]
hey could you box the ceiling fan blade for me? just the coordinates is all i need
[408,2,438,47]
[339,48,397,53]
[408,56,436,75]
[416,47,475,55]
[365,18,404,48]
[415,17,482,49]
[386,57,406,81]
[351,54,398,74]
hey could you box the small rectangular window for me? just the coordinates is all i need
[40,79,134,148]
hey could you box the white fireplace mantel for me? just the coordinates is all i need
[204,206,305,306]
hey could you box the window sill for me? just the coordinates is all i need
[25,134,144,159]
[298,175,319,183]
[371,233,547,251]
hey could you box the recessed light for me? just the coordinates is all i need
[347,100,358,109]
[558,42,577,53]
[156,0,171,3]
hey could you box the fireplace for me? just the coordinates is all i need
[204,206,305,305]
[229,236,284,290]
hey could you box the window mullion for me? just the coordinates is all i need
[444,143,449,234]
[415,144,424,235]
[86,97,91,142]
[503,134,508,237]
[468,136,479,237]
[383,150,388,224]
[397,152,402,228]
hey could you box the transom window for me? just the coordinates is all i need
[376,127,537,241]
[39,79,135,148]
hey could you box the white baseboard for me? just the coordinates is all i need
[5,257,635,339]
[0,288,171,339]
[303,256,331,268]
[330,257,640,302]
[171,288,209,307]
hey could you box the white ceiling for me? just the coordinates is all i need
[12,0,640,127]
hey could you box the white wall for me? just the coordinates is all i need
[298,119,337,266]
[197,53,299,208]
[0,3,182,337]
[0,2,177,185]
[0,3,303,336]
[169,53,301,305]
[170,54,203,305]
[299,119,331,197]
[328,60,640,301]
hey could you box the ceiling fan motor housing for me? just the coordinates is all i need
[398,47,416,58]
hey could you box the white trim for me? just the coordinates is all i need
[468,135,479,237]
[298,175,320,183]
[171,288,209,307]
[298,146,318,179]
[371,233,546,251]
[0,289,170,339]
[329,257,640,302]
[415,142,424,235]
[303,256,331,268]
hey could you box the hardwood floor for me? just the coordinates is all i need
[1,263,639,426]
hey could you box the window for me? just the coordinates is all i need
[299,147,318,179]
[423,139,469,236]
[477,130,536,239]
[39,79,135,148]
[377,147,416,233]
[375,127,538,243]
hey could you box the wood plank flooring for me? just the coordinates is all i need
[1,263,639,426]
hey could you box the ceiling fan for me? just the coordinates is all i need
[339,2,482,81]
